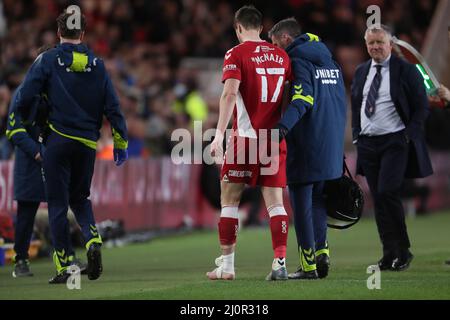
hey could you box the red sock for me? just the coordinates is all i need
[218,217,239,246]
[270,215,289,258]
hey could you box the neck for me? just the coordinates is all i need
[373,53,391,64]
[240,30,262,43]
[60,37,82,45]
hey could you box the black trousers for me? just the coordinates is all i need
[357,130,411,258]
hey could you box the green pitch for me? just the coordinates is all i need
[1,212,450,300]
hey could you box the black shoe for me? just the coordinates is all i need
[288,268,318,280]
[392,251,414,271]
[48,272,70,284]
[71,258,88,275]
[12,260,33,278]
[87,243,103,280]
[377,256,395,271]
[316,254,330,279]
[445,260,450,265]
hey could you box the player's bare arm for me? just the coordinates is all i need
[210,78,240,158]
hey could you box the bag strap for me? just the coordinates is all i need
[342,156,354,181]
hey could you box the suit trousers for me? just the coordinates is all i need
[357,130,411,257]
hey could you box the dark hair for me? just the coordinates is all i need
[234,5,262,31]
[268,17,301,39]
[56,9,87,39]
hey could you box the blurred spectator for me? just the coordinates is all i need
[173,76,208,125]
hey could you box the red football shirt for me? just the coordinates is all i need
[222,41,291,138]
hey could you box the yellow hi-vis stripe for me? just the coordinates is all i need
[53,251,69,273]
[307,33,320,42]
[112,128,128,150]
[49,124,97,150]
[316,248,330,257]
[6,129,27,140]
[292,94,314,105]
[300,250,317,272]
[85,237,103,250]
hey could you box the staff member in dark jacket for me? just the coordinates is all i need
[351,25,433,271]
[270,18,347,280]
[7,87,86,278]
[14,9,128,283]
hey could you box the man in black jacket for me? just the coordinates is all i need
[351,25,433,271]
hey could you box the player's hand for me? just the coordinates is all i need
[114,148,128,166]
[209,132,224,164]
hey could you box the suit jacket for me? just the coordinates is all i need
[351,54,433,179]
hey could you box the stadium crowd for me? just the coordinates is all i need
[0,0,437,159]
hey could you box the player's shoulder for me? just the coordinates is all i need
[224,42,247,59]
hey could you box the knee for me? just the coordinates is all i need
[220,181,243,207]
[261,186,284,209]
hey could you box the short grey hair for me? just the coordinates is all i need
[268,17,301,39]
[364,24,393,42]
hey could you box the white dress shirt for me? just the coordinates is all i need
[360,55,405,136]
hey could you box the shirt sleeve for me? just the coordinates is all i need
[6,89,40,159]
[103,73,129,150]
[279,58,315,131]
[15,53,49,118]
[222,48,241,83]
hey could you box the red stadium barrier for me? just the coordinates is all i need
[0,152,449,232]
[0,158,220,231]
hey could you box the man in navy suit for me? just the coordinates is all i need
[351,25,433,271]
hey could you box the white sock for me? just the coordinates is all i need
[267,205,287,218]
[272,257,286,271]
[221,206,239,219]
[222,253,235,274]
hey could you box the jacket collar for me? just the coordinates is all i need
[359,54,401,102]
[286,34,314,53]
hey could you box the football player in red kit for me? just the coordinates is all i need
[207,5,292,281]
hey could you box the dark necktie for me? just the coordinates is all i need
[365,65,382,118]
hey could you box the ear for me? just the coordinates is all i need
[238,24,242,34]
